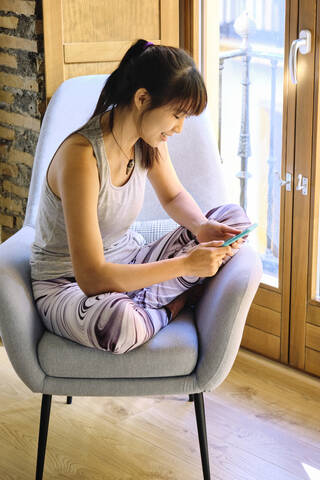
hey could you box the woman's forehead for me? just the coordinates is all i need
[161,102,188,114]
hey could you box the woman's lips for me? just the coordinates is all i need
[161,132,172,141]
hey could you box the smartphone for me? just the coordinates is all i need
[221,223,258,247]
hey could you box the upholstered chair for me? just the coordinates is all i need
[0,74,262,480]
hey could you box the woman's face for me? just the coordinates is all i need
[139,103,188,147]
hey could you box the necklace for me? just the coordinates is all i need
[110,107,135,175]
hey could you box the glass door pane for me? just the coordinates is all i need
[219,0,285,288]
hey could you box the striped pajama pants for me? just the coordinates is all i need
[31,203,251,354]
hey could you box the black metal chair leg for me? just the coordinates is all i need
[36,394,52,480]
[66,396,72,404]
[188,394,194,402]
[193,392,211,479]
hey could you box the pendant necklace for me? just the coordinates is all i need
[110,107,135,175]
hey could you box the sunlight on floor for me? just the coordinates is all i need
[303,464,320,480]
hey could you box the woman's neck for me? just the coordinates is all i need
[101,106,140,157]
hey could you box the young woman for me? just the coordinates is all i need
[30,39,251,354]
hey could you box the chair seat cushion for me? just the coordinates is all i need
[37,309,198,379]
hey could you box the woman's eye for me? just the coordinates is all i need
[174,115,180,119]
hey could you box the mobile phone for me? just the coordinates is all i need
[221,223,258,247]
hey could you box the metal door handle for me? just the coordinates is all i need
[275,171,292,191]
[296,174,308,195]
[289,29,311,84]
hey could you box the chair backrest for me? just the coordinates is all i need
[24,74,230,228]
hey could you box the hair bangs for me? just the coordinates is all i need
[169,68,207,117]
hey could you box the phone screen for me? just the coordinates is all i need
[221,223,258,247]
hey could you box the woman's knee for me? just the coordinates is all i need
[94,297,152,354]
[206,203,251,225]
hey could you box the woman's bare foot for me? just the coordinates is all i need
[164,290,189,321]
[185,282,207,307]
[164,283,207,320]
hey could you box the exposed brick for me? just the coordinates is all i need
[0,89,14,104]
[15,216,24,229]
[0,161,18,177]
[1,230,12,243]
[0,194,23,214]
[0,110,40,132]
[0,0,44,238]
[0,125,14,140]
[8,148,33,167]
[35,19,43,35]
[0,1,35,16]
[0,33,37,53]
[0,72,38,92]
[0,213,14,228]
[0,144,8,156]
[0,52,17,68]
[0,16,19,30]
[38,99,46,116]
[3,179,29,198]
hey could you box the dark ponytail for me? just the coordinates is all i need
[85,39,207,169]
[91,39,148,117]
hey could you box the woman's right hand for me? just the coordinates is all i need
[182,240,237,277]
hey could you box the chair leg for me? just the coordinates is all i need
[36,394,52,480]
[188,394,194,402]
[66,396,72,404]
[193,392,211,480]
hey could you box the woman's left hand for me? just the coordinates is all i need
[195,220,242,245]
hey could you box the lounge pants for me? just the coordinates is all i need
[31,203,252,354]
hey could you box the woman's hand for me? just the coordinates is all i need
[195,219,242,244]
[182,240,234,278]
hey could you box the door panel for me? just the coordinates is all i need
[300,0,320,377]
[218,0,296,363]
[289,0,318,372]
[217,0,320,376]
[43,0,179,101]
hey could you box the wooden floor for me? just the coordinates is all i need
[0,342,319,480]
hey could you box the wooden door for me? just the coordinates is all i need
[290,0,320,377]
[43,0,179,102]
[209,0,299,365]
[200,0,320,376]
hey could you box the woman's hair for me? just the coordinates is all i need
[85,39,207,169]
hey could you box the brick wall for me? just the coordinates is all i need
[0,0,45,243]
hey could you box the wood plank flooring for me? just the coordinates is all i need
[0,342,319,480]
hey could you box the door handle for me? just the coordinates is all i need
[289,29,311,84]
[275,171,292,191]
[296,174,308,195]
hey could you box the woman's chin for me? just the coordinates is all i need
[140,137,157,148]
[147,139,162,148]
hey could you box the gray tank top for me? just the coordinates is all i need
[30,112,148,281]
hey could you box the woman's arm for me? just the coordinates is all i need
[85,256,187,296]
[163,189,208,236]
[147,142,208,236]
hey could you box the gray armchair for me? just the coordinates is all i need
[0,74,262,480]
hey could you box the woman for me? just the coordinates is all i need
[30,39,251,354]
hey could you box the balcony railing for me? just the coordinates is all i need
[219,10,284,278]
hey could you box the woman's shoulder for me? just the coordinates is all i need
[58,132,94,159]
[65,131,92,147]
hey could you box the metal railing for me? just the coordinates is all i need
[219,11,284,276]
[220,0,284,48]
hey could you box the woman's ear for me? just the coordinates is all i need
[134,88,151,111]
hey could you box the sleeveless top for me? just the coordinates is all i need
[30,112,148,281]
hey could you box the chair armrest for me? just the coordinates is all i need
[0,226,46,392]
[194,244,263,391]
